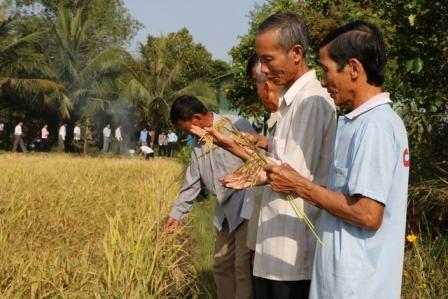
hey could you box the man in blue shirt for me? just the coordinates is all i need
[139,128,148,146]
[263,21,409,298]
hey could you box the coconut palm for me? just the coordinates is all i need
[0,16,68,116]
[46,5,127,120]
[121,35,217,131]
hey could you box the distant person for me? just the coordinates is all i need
[182,134,194,147]
[83,125,93,154]
[158,130,168,156]
[102,124,111,152]
[58,123,67,152]
[85,126,93,141]
[73,123,81,152]
[0,121,4,149]
[166,129,178,157]
[12,121,27,152]
[149,129,156,147]
[115,125,124,155]
[140,145,154,159]
[41,124,50,151]
[139,127,148,146]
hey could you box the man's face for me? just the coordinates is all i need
[252,68,279,112]
[319,45,353,106]
[176,115,204,134]
[256,29,298,86]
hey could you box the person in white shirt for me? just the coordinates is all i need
[140,145,154,159]
[158,131,168,156]
[58,123,67,152]
[73,123,81,153]
[102,124,111,153]
[115,125,124,155]
[73,124,81,141]
[12,121,27,152]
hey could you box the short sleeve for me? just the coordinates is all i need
[348,124,397,205]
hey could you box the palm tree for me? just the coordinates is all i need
[46,6,127,119]
[122,35,217,131]
[0,16,68,117]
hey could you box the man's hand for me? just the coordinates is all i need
[204,126,234,148]
[164,216,180,234]
[264,163,312,196]
[190,125,206,139]
[220,168,269,190]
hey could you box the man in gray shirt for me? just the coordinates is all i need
[164,95,255,299]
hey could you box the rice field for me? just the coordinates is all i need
[0,154,199,298]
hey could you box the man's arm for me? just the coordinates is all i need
[265,163,384,230]
[164,150,202,233]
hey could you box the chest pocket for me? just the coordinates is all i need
[331,160,349,192]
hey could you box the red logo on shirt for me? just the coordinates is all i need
[403,148,410,167]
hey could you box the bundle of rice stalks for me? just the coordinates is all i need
[203,117,323,245]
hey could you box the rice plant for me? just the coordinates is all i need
[0,154,199,298]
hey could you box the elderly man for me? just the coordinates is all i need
[265,21,410,299]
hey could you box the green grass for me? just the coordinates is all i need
[187,197,217,299]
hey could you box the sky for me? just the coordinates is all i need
[123,0,263,62]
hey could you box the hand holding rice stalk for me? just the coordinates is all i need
[200,117,323,245]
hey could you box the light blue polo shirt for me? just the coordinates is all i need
[310,93,410,299]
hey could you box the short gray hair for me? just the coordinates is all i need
[257,12,309,53]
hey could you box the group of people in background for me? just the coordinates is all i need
[2,119,186,158]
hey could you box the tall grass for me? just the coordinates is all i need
[0,154,199,298]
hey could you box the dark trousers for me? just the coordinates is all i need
[167,142,176,157]
[254,277,310,299]
[159,145,167,156]
[41,138,49,151]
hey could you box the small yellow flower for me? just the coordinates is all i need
[418,282,426,289]
[406,234,417,243]
[403,270,409,277]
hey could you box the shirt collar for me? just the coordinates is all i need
[280,70,317,107]
[345,92,392,120]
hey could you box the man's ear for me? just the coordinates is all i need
[291,44,304,63]
[348,58,363,80]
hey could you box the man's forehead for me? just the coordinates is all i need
[256,29,281,49]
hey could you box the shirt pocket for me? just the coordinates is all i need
[331,160,349,192]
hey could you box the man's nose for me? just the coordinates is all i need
[260,62,270,75]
